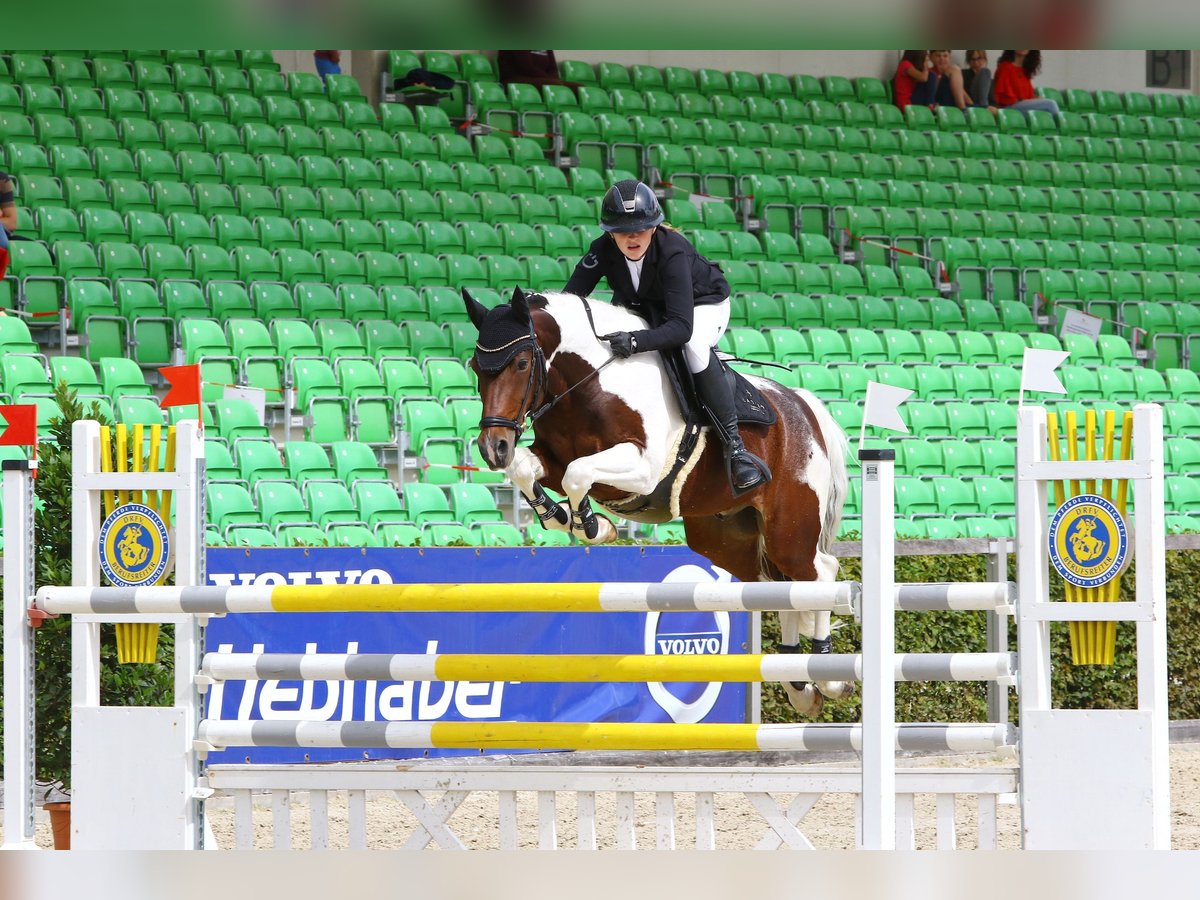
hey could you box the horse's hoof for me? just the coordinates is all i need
[817,680,855,701]
[782,681,825,718]
[571,516,617,544]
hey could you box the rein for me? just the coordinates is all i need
[479,296,618,439]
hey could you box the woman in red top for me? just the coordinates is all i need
[893,50,938,109]
[993,50,1060,115]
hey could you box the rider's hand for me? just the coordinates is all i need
[601,332,637,359]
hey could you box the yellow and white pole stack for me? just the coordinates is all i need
[100,423,178,664]
[1044,408,1133,665]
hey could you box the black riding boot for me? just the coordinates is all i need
[693,352,771,492]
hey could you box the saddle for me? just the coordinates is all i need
[664,348,778,429]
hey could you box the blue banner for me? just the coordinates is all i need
[204,547,750,763]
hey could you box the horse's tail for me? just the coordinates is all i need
[795,389,848,556]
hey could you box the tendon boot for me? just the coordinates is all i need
[693,351,771,493]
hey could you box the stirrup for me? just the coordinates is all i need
[728,449,772,496]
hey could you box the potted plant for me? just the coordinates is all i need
[24,383,177,848]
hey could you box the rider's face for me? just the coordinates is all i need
[611,227,655,261]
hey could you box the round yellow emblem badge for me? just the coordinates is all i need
[1047,493,1129,589]
[98,503,170,587]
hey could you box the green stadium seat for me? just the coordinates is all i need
[208,482,264,536]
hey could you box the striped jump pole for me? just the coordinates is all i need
[199,651,1017,684]
[194,720,1016,754]
[34,580,1015,617]
[34,580,861,615]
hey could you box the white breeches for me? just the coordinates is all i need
[684,298,731,372]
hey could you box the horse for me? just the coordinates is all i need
[462,287,852,717]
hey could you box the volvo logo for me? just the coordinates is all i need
[644,564,733,723]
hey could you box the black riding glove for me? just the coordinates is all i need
[601,331,637,358]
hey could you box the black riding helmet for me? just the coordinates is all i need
[599,179,664,233]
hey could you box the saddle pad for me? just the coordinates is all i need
[732,369,778,427]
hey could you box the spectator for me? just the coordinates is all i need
[313,50,341,83]
[930,50,970,110]
[893,51,938,110]
[497,50,581,89]
[0,171,13,279]
[994,50,1060,114]
[962,50,994,108]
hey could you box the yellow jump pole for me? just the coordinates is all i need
[1106,411,1135,664]
[112,423,167,664]
[1051,408,1131,666]
[1081,409,1102,662]
[1049,412,1083,664]
[1078,408,1128,666]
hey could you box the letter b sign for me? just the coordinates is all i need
[1147,51,1190,89]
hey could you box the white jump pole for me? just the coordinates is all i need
[858,447,896,849]
[2,456,38,849]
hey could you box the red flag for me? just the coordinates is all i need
[159,364,202,409]
[0,245,9,281]
[0,404,37,446]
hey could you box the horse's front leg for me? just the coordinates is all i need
[506,446,570,534]
[560,442,657,545]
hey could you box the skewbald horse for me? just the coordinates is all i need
[464,287,853,716]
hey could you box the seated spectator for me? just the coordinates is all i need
[893,51,938,109]
[930,50,969,109]
[0,171,13,279]
[313,51,341,83]
[994,50,1060,115]
[497,50,581,89]
[962,50,993,107]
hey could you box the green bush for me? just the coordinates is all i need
[762,548,1200,724]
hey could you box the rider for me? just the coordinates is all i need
[563,179,770,492]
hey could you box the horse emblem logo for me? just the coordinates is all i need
[1047,493,1129,589]
[98,503,171,588]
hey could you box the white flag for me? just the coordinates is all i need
[1020,348,1069,397]
[225,385,266,425]
[862,381,913,433]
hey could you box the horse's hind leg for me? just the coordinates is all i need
[777,612,833,717]
[762,482,854,712]
[685,512,827,718]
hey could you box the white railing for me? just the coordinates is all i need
[204,763,1019,851]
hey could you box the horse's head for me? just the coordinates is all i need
[463,286,553,470]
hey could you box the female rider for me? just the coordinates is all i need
[563,179,769,492]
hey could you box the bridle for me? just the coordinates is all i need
[476,297,618,442]
[476,316,548,442]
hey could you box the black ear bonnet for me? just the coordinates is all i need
[473,302,535,373]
